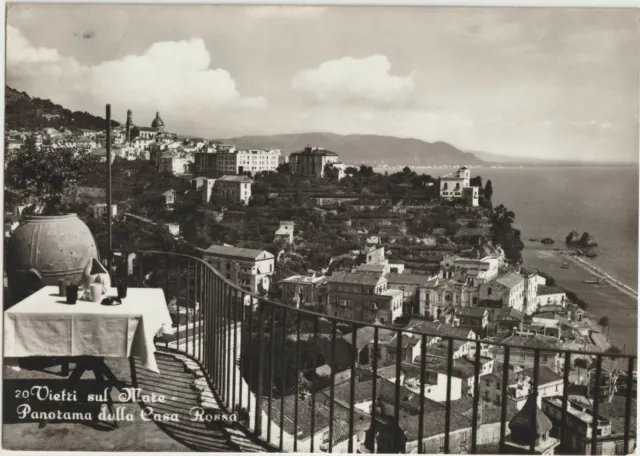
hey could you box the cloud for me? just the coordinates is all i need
[6,25,266,130]
[244,6,325,19]
[291,55,416,106]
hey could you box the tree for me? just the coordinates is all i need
[490,204,524,263]
[277,162,291,175]
[470,176,483,188]
[345,166,358,176]
[484,180,494,201]
[598,316,610,331]
[6,137,101,214]
[359,164,374,177]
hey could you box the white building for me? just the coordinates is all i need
[274,221,294,244]
[215,149,281,175]
[214,175,253,205]
[535,285,567,309]
[91,203,118,219]
[202,245,275,296]
[439,255,500,283]
[439,167,480,206]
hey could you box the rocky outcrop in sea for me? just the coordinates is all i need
[566,230,581,245]
[566,230,597,247]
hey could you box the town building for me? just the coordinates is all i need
[202,245,274,296]
[274,221,294,244]
[326,272,403,325]
[478,271,526,318]
[542,395,636,455]
[289,146,340,178]
[385,273,431,315]
[523,271,547,315]
[535,285,567,309]
[504,394,559,454]
[280,272,327,310]
[490,333,562,372]
[481,365,563,410]
[215,149,281,175]
[162,189,176,207]
[439,255,500,283]
[157,150,190,176]
[91,203,118,219]
[455,307,490,338]
[425,275,480,320]
[214,175,253,205]
[439,167,480,207]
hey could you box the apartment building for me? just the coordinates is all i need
[280,272,327,309]
[214,175,253,205]
[202,244,274,296]
[326,272,403,324]
[289,146,340,178]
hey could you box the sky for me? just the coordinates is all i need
[6,4,639,162]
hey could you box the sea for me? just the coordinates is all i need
[374,165,639,291]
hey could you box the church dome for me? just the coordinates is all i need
[151,111,165,129]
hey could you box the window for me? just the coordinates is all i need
[488,287,492,296]
[439,437,445,451]
[615,442,624,455]
[461,432,467,444]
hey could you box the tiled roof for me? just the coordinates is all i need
[521,366,562,386]
[496,307,524,321]
[456,307,487,318]
[263,395,351,444]
[218,175,254,183]
[495,272,525,289]
[496,334,560,350]
[400,405,472,441]
[509,394,553,436]
[327,271,383,286]
[203,244,273,260]
[537,285,566,296]
[342,326,397,350]
[385,273,431,286]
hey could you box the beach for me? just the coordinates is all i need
[522,243,638,354]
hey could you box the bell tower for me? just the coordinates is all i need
[125,109,133,143]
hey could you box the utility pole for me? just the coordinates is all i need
[106,104,113,277]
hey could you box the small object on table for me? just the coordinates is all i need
[58,280,67,297]
[117,282,128,299]
[81,258,111,293]
[101,296,122,306]
[90,283,102,303]
[66,285,79,304]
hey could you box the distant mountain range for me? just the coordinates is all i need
[5,86,119,131]
[219,132,485,166]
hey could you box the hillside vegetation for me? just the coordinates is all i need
[5,86,120,131]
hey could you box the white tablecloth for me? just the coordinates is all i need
[4,286,172,373]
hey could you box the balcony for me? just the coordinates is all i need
[4,250,637,454]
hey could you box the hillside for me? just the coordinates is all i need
[219,132,484,166]
[5,86,119,131]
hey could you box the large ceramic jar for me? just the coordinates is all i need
[6,214,99,301]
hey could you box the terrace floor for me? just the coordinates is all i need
[3,351,272,452]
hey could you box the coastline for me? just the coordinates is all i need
[522,246,638,354]
[562,253,638,299]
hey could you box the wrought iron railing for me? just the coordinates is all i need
[110,250,637,454]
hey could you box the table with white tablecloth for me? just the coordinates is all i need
[4,286,172,373]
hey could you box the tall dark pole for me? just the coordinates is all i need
[106,104,113,277]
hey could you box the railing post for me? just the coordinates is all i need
[254,300,267,436]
